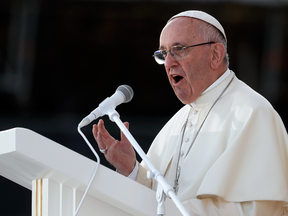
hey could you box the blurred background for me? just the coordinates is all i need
[0,0,287,215]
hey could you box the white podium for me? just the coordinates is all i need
[0,127,181,216]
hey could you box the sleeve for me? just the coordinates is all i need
[127,161,139,181]
[135,163,152,189]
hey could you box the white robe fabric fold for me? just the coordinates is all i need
[138,71,288,214]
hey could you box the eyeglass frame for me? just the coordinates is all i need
[153,41,216,65]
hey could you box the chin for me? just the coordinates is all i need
[178,95,197,104]
[176,96,192,105]
[173,88,194,104]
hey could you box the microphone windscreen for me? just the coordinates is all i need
[117,85,134,103]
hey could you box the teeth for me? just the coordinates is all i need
[172,75,178,77]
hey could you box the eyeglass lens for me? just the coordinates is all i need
[153,45,185,65]
[154,50,165,64]
[153,42,215,65]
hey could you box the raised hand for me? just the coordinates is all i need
[92,119,136,176]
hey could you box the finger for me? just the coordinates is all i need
[105,139,118,158]
[98,120,112,139]
[92,124,98,139]
[120,122,130,143]
[92,124,106,150]
[93,120,110,149]
[124,121,129,130]
[97,119,116,150]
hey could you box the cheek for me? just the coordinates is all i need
[181,62,196,81]
[164,65,169,74]
[183,55,205,77]
[164,67,171,80]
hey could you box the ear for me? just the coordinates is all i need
[210,43,226,69]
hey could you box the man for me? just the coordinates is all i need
[93,10,288,215]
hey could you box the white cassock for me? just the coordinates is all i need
[136,70,288,215]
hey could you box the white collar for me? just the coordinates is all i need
[201,68,231,95]
[190,68,231,108]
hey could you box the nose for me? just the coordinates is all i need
[165,51,178,69]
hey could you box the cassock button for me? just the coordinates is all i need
[185,138,189,142]
[193,110,198,115]
[189,122,193,127]
[180,151,184,157]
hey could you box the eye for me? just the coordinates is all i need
[159,50,167,58]
[173,46,184,52]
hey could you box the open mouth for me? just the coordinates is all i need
[172,75,183,83]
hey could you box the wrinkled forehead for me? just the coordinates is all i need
[159,17,200,48]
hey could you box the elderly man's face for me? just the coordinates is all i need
[160,17,215,104]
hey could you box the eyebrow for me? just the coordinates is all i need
[159,42,182,50]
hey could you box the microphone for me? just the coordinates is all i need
[78,85,134,128]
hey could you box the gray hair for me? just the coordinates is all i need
[196,20,229,66]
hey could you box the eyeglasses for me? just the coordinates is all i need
[153,41,215,65]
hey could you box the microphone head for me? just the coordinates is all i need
[116,85,134,103]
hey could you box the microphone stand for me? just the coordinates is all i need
[107,109,190,216]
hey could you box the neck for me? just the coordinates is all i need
[201,68,230,95]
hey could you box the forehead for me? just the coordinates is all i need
[160,17,200,48]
